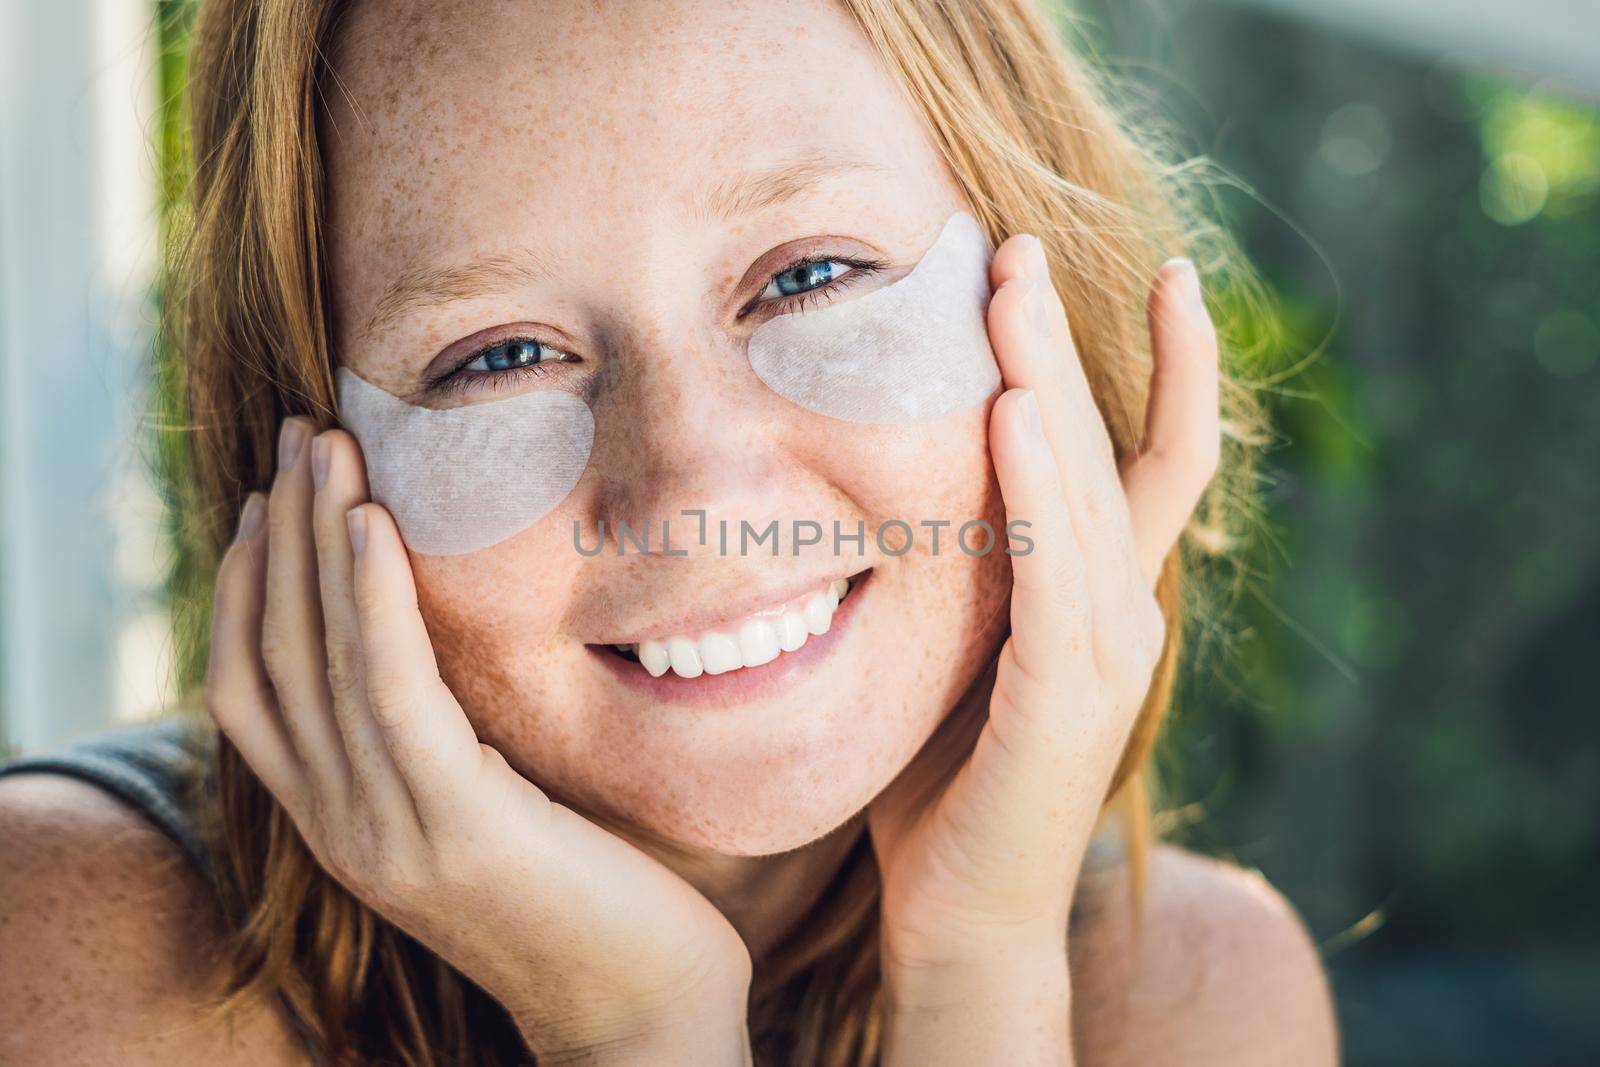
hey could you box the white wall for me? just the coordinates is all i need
[0,0,167,754]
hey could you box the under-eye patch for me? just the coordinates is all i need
[747,211,999,423]
[335,368,594,556]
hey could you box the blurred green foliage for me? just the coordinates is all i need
[152,0,212,696]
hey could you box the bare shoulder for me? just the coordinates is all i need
[0,772,309,1066]
[1071,842,1339,1067]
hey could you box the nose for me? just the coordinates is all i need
[586,315,803,559]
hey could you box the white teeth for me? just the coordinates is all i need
[666,635,703,678]
[802,593,833,636]
[616,577,857,679]
[700,633,742,675]
[738,619,781,668]
[638,639,670,678]
[777,612,809,653]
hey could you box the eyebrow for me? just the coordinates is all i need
[361,154,892,343]
[361,247,559,344]
[698,154,894,223]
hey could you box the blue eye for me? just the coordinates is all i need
[760,260,855,301]
[463,338,572,374]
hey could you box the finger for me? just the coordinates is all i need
[1120,258,1221,584]
[206,492,308,807]
[991,234,1121,478]
[346,501,484,824]
[311,430,413,811]
[988,387,1091,693]
[261,416,351,799]
[987,253,1133,645]
[989,239,1136,566]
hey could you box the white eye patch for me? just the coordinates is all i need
[335,368,594,556]
[747,211,999,424]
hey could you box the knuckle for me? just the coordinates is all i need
[364,673,416,728]
[996,642,1055,711]
[259,621,296,682]
[325,641,365,697]
[1081,475,1120,528]
[204,672,275,733]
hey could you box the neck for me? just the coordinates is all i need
[602,808,871,963]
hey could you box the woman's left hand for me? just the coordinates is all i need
[866,236,1220,1060]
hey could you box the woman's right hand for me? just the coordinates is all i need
[205,418,754,1065]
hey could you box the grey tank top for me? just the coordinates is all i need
[0,715,212,876]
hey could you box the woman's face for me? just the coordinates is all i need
[322,0,1012,855]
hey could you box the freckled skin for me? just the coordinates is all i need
[322,0,1012,858]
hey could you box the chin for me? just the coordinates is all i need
[559,694,925,857]
[635,786,870,858]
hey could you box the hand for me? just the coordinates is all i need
[205,420,754,1064]
[868,238,1219,1057]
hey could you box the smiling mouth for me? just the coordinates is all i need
[604,572,866,680]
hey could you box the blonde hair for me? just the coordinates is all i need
[160,0,1265,1062]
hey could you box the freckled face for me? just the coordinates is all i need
[321,0,1011,855]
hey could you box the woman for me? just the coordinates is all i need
[0,0,1337,1063]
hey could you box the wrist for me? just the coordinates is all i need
[517,973,753,1067]
[882,936,1071,1014]
[881,939,1073,1067]
[880,913,1068,1001]
[533,1009,753,1067]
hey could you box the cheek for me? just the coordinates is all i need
[411,525,578,721]
[830,402,1013,702]
[829,403,1002,539]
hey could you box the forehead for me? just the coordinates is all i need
[320,0,943,271]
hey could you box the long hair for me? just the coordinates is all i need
[159,0,1267,1062]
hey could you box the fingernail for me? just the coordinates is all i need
[235,492,265,544]
[1017,389,1043,440]
[1026,235,1050,283]
[278,419,307,471]
[1177,258,1204,305]
[311,435,331,490]
[346,507,368,555]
